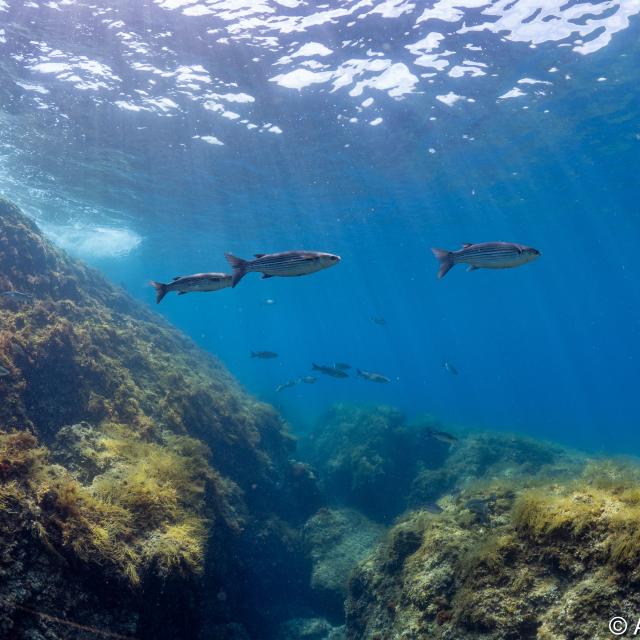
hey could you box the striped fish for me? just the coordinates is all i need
[150,272,232,303]
[431,242,540,279]
[225,250,340,287]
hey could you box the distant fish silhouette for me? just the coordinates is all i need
[443,361,458,375]
[425,428,459,445]
[312,363,349,378]
[0,290,33,301]
[276,380,297,392]
[251,351,278,359]
[357,369,390,383]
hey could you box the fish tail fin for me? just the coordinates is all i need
[356,369,363,377]
[150,281,168,304]
[431,248,455,279]
[312,363,320,371]
[250,351,256,358]
[225,253,248,287]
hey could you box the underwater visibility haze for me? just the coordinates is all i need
[1,1,640,639]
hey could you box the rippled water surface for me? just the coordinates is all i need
[1,0,639,451]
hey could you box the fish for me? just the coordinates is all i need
[371,316,387,326]
[251,351,278,359]
[224,251,341,287]
[426,428,459,445]
[424,502,443,514]
[0,291,33,301]
[312,363,349,378]
[276,380,297,392]
[443,361,458,375]
[261,298,276,306]
[357,369,391,383]
[299,376,317,384]
[431,242,541,279]
[150,273,232,303]
[334,362,352,371]
[465,498,495,524]
[0,365,10,377]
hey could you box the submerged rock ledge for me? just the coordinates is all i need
[0,198,316,639]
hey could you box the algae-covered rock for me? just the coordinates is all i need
[345,460,640,640]
[408,430,583,506]
[301,405,447,521]
[303,508,386,617]
[0,198,316,639]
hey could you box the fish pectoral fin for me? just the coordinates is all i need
[467,265,479,272]
[261,274,274,279]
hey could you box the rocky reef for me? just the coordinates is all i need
[2,198,636,640]
[0,198,316,639]
[301,405,449,522]
[345,457,640,640]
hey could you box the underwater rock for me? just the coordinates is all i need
[303,508,386,618]
[346,459,640,640]
[408,430,584,507]
[276,617,346,640]
[0,199,316,639]
[301,405,447,521]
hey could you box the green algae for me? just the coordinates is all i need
[346,454,640,640]
[0,427,212,586]
[0,198,317,638]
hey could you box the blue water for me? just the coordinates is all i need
[1,0,640,453]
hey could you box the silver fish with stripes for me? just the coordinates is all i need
[431,242,540,279]
[225,251,340,287]
[150,273,232,303]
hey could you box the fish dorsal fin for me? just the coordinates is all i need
[254,253,266,258]
[172,276,182,281]
[462,243,473,248]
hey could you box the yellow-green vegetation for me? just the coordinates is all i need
[513,460,640,573]
[0,426,213,585]
[347,459,640,640]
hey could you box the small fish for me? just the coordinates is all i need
[0,365,10,377]
[424,502,443,514]
[299,376,317,384]
[261,298,276,306]
[443,361,458,375]
[312,363,349,378]
[465,498,491,524]
[426,428,459,445]
[150,273,232,304]
[251,351,278,359]
[0,291,33,301]
[276,380,297,392]
[431,242,540,279]
[371,316,387,326]
[334,362,352,371]
[357,369,390,383]
[224,251,340,287]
